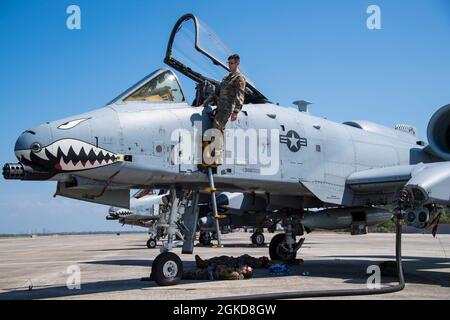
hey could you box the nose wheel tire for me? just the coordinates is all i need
[269,233,297,262]
[146,238,157,249]
[251,232,265,247]
[151,252,183,286]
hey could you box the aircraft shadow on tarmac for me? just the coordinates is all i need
[0,278,160,300]
[0,255,447,299]
[319,255,450,288]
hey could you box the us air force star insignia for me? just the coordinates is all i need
[280,130,307,152]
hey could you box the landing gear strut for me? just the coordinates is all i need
[269,217,305,262]
[151,189,202,286]
[151,188,185,285]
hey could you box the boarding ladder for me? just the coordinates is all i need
[200,142,224,248]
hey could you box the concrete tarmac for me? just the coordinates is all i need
[0,232,449,300]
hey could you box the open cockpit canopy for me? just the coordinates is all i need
[109,14,268,107]
[164,13,268,104]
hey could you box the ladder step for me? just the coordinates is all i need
[207,166,222,246]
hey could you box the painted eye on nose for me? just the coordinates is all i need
[31,142,42,153]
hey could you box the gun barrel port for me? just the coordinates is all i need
[3,163,25,180]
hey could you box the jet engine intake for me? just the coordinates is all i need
[426,104,450,160]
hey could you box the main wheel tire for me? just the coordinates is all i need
[146,238,157,249]
[269,233,297,262]
[251,232,265,247]
[152,252,183,286]
[199,232,211,246]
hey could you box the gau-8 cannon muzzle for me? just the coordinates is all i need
[3,163,52,181]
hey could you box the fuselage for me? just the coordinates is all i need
[12,100,429,208]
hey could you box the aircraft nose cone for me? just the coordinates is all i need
[14,124,52,161]
[109,207,119,215]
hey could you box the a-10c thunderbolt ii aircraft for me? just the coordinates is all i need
[106,189,185,249]
[3,13,450,286]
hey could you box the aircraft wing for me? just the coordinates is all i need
[346,162,450,206]
[55,180,130,208]
[346,165,413,191]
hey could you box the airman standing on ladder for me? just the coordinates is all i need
[203,54,246,163]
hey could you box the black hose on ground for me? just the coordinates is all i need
[209,217,405,300]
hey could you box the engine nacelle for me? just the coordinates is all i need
[426,104,450,160]
[404,162,450,206]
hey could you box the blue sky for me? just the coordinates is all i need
[0,0,449,233]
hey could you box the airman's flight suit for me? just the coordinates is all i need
[204,72,246,159]
[194,254,270,269]
[182,254,270,281]
[182,264,244,281]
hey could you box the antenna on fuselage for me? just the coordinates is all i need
[293,100,312,113]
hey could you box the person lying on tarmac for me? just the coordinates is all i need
[182,264,253,281]
[194,254,270,269]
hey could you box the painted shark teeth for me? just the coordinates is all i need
[24,139,119,172]
[34,149,49,161]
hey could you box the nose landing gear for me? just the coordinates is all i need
[146,238,157,249]
[151,252,183,286]
[251,231,265,247]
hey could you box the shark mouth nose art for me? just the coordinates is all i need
[15,139,120,172]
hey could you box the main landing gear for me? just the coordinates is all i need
[269,217,305,262]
